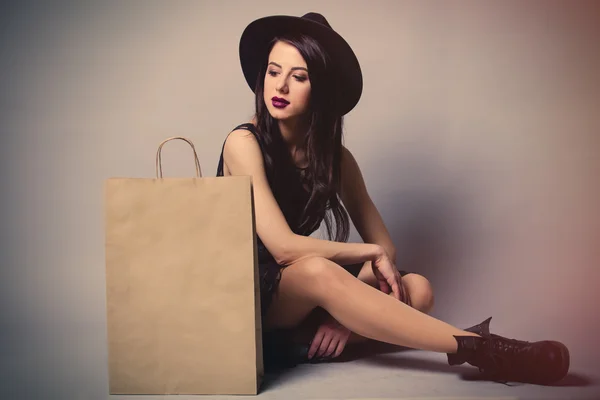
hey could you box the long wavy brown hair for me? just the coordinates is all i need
[252,32,350,243]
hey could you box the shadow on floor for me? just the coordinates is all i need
[457,370,595,387]
[355,344,596,388]
[259,341,407,392]
[258,341,466,393]
[259,340,596,393]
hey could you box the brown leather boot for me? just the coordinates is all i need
[447,317,570,385]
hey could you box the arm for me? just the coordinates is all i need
[339,146,397,264]
[223,129,386,267]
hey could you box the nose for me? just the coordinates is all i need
[275,76,289,94]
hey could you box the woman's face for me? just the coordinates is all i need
[263,41,312,121]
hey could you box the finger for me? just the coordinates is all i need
[334,334,349,358]
[396,274,406,302]
[317,333,333,357]
[399,282,406,304]
[324,338,338,357]
[388,277,401,300]
[402,282,412,307]
[333,331,352,358]
[378,279,390,294]
[400,279,411,307]
[397,276,406,303]
[308,329,325,359]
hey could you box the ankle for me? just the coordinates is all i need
[460,331,481,338]
[447,332,482,354]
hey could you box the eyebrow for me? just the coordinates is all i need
[268,61,308,72]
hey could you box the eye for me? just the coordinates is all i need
[294,75,308,82]
[267,70,278,77]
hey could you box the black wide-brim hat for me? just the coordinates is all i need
[239,12,363,116]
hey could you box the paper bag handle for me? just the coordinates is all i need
[155,137,203,178]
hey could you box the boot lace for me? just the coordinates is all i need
[491,335,528,355]
[478,335,529,385]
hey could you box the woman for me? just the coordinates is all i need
[216,12,569,385]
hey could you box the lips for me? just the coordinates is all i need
[272,96,290,108]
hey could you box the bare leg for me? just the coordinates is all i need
[287,263,435,345]
[357,261,435,312]
[264,256,478,354]
[347,270,435,344]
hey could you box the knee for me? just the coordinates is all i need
[403,273,435,313]
[292,256,343,284]
[290,256,348,296]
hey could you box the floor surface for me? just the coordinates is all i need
[2,331,598,400]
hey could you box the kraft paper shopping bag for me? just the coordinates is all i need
[104,137,263,394]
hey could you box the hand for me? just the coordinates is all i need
[372,253,410,305]
[307,315,351,360]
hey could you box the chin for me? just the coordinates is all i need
[267,106,294,120]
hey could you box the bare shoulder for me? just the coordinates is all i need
[341,145,361,178]
[340,145,368,205]
[220,124,295,264]
[222,126,265,176]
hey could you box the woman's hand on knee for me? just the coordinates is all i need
[307,315,351,360]
[372,254,408,303]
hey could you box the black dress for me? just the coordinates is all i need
[216,122,331,320]
[216,123,411,318]
[216,122,412,368]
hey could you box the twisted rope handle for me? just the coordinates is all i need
[155,137,203,178]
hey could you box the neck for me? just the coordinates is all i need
[278,117,308,154]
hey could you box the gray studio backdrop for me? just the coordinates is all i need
[1,0,598,398]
